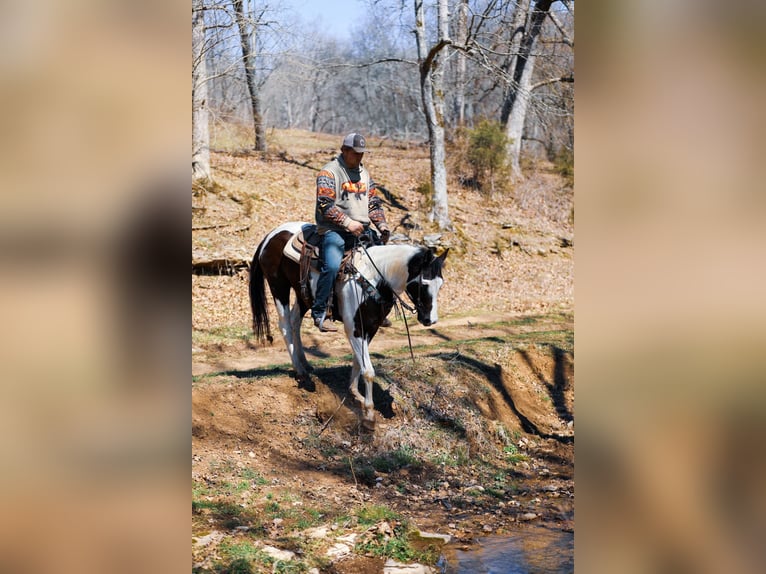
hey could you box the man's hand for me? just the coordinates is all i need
[380,229,390,244]
[347,220,365,236]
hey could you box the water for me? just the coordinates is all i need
[443,527,574,574]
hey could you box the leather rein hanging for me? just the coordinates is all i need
[351,241,419,364]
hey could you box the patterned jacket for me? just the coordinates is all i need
[315,155,389,235]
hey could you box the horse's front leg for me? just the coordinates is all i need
[348,336,376,430]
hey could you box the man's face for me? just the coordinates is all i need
[341,147,364,169]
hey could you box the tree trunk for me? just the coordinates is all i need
[233,0,266,152]
[506,56,535,179]
[454,0,468,127]
[500,0,531,125]
[192,0,211,181]
[414,0,452,231]
[500,0,552,180]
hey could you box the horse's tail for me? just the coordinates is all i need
[249,239,273,344]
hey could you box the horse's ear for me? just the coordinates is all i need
[437,248,449,262]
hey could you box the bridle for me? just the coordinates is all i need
[352,241,437,364]
[405,274,430,319]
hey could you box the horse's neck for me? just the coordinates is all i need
[356,245,418,294]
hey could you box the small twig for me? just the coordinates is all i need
[428,384,442,412]
[192,222,252,233]
[317,396,346,436]
[348,455,358,490]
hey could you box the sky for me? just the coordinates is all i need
[281,0,366,40]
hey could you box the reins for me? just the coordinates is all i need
[351,239,418,364]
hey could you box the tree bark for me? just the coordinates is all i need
[192,0,211,181]
[232,0,267,152]
[500,0,532,125]
[414,0,452,231]
[454,0,468,127]
[502,0,553,181]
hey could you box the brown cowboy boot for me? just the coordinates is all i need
[313,311,338,332]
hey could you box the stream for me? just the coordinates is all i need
[441,526,574,573]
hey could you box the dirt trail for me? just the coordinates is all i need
[192,312,570,377]
[192,313,573,565]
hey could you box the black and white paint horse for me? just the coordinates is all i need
[249,221,448,429]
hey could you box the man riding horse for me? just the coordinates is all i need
[312,132,391,332]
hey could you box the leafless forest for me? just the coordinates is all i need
[193,0,574,228]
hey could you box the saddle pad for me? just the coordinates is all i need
[283,225,320,264]
[283,232,304,263]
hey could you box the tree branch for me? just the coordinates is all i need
[324,57,418,70]
[421,39,452,74]
[548,11,574,47]
[531,75,574,91]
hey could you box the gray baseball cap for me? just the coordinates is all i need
[341,133,368,153]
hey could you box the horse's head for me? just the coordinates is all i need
[405,248,449,326]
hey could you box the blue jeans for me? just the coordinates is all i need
[312,230,355,318]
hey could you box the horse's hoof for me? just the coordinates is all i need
[361,417,376,432]
[296,375,315,392]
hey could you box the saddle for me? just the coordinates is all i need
[283,224,321,265]
[282,224,381,311]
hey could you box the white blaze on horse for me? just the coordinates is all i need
[249,221,448,430]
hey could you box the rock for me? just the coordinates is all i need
[192,530,224,547]
[326,542,351,558]
[422,233,442,248]
[520,513,538,521]
[389,233,410,244]
[336,533,358,544]
[416,530,452,544]
[483,524,494,532]
[383,559,434,573]
[304,526,329,539]
[261,545,295,561]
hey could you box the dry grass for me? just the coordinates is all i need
[192,125,573,335]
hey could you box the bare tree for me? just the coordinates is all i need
[192,0,211,181]
[500,0,555,180]
[196,0,573,193]
[453,0,469,127]
[232,0,267,151]
[414,0,453,230]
